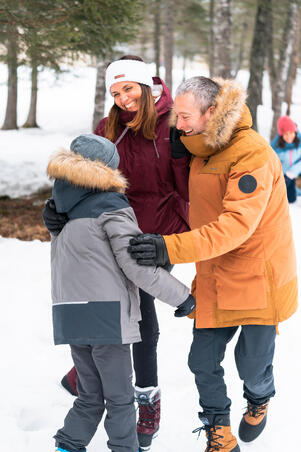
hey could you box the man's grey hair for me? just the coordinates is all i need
[175,76,220,114]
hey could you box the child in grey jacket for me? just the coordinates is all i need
[48,134,195,452]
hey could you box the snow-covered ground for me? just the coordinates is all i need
[0,60,301,451]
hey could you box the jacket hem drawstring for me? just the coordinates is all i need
[153,139,160,158]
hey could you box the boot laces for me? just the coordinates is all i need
[192,425,224,451]
[136,395,157,428]
[245,401,268,418]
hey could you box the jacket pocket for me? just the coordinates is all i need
[214,253,267,311]
[125,278,141,322]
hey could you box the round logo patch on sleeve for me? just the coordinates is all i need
[238,175,257,193]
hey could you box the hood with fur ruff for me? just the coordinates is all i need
[171,78,249,152]
[47,148,127,193]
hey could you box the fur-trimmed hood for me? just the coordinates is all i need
[47,148,127,193]
[203,77,248,148]
[171,78,250,155]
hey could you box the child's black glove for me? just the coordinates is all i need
[42,199,68,236]
[174,294,196,317]
[170,127,190,159]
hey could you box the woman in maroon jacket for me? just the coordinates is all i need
[61,55,190,451]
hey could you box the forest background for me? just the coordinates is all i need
[1,4,301,450]
[1,0,301,141]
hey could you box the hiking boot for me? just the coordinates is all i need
[239,400,269,442]
[135,386,161,451]
[193,413,240,452]
[61,367,78,396]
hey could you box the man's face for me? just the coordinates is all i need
[173,92,214,136]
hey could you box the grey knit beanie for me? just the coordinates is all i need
[70,134,120,169]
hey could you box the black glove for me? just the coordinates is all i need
[42,199,68,236]
[170,127,190,159]
[174,294,196,317]
[128,233,170,267]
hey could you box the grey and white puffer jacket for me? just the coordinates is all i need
[48,149,190,346]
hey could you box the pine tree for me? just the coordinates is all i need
[0,0,142,130]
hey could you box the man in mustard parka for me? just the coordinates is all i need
[128,76,298,452]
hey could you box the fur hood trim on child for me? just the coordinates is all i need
[47,148,127,193]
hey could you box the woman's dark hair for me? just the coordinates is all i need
[277,134,299,148]
[105,55,157,142]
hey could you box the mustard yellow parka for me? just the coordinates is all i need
[164,78,298,328]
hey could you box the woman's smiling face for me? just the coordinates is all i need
[282,131,296,144]
[110,81,142,112]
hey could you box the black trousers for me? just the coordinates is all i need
[284,174,297,203]
[188,325,276,415]
[133,288,160,388]
[132,264,174,388]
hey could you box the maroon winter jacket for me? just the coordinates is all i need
[94,77,189,235]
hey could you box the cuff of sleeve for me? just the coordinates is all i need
[163,231,200,264]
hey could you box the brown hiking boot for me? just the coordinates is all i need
[239,400,269,442]
[193,413,240,451]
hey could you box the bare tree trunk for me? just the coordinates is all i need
[209,0,216,77]
[247,0,271,131]
[163,0,174,91]
[233,16,248,78]
[214,0,232,78]
[266,4,277,109]
[270,1,298,140]
[23,60,39,128]
[285,10,300,116]
[1,33,18,130]
[92,58,106,132]
[154,0,161,77]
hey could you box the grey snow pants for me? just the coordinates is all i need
[54,344,138,452]
[188,324,276,415]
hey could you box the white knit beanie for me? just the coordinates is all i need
[106,60,153,93]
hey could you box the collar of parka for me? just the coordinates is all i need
[174,78,251,159]
[47,148,127,193]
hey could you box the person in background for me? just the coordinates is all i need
[48,134,195,452]
[42,55,190,452]
[271,115,301,203]
[128,76,298,452]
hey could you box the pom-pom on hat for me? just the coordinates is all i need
[70,134,119,169]
[277,116,297,136]
[105,59,153,93]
